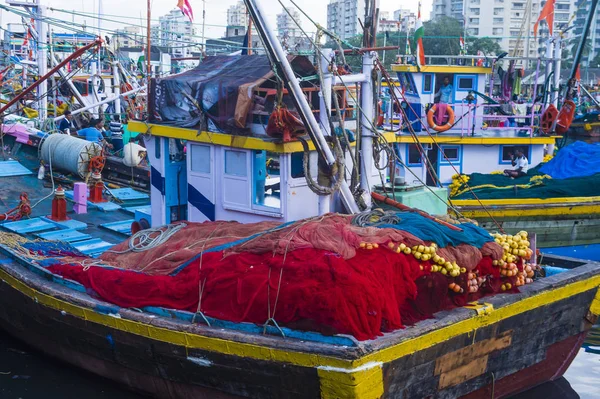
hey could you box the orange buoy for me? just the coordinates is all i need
[555,100,576,135]
[427,104,455,132]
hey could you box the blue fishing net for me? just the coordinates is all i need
[539,141,600,179]
[362,212,493,248]
[22,241,86,257]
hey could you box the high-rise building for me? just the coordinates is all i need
[393,8,417,31]
[112,26,142,50]
[327,0,366,40]
[156,9,198,59]
[276,7,310,51]
[227,1,248,28]
[431,0,577,60]
[573,0,600,64]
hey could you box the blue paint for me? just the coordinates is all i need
[150,165,165,195]
[94,304,120,315]
[72,238,115,257]
[543,266,569,276]
[35,229,92,243]
[0,160,32,177]
[1,218,56,234]
[106,333,115,349]
[142,306,358,347]
[40,217,89,231]
[422,73,434,94]
[187,183,215,221]
[163,143,188,223]
[108,188,149,202]
[543,244,600,262]
[405,144,422,167]
[452,74,478,104]
[122,205,151,215]
[100,220,134,236]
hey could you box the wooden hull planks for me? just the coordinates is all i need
[0,256,599,399]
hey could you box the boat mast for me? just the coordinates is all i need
[242,0,360,213]
[146,0,151,81]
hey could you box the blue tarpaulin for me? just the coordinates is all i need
[539,141,600,180]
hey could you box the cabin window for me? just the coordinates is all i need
[457,76,475,90]
[291,152,304,178]
[225,150,247,176]
[253,151,281,210]
[407,144,422,165]
[500,145,530,164]
[423,74,434,94]
[440,145,460,163]
[155,138,161,159]
[190,144,210,174]
[169,139,185,163]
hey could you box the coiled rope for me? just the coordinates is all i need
[297,136,345,196]
[105,223,187,254]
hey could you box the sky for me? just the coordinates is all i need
[0,0,433,42]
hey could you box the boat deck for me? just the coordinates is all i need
[0,147,147,256]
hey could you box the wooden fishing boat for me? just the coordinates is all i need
[0,245,599,398]
[450,197,600,248]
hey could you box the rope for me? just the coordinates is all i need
[297,136,344,196]
[105,223,186,254]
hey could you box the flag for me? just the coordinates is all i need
[459,36,465,55]
[533,0,555,37]
[575,64,581,81]
[177,0,194,22]
[414,2,425,68]
[405,38,411,55]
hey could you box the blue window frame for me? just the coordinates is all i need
[422,73,434,94]
[406,144,422,166]
[398,72,418,95]
[439,145,461,164]
[155,137,161,159]
[454,74,477,92]
[499,145,531,165]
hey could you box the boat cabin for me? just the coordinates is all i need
[386,62,554,185]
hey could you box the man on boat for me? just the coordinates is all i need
[58,110,76,135]
[435,76,453,104]
[79,119,113,149]
[504,148,528,178]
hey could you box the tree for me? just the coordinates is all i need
[466,37,502,56]
[421,16,463,57]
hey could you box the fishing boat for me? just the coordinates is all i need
[1,1,600,399]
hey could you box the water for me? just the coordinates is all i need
[1,324,599,398]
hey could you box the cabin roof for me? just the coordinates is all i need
[391,64,493,74]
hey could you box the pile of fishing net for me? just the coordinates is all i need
[44,211,532,341]
[452,141,600,200]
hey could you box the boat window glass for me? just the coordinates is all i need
[225,150,247,176]
[457,76,475,90]
[441,146,460,161]
[169,139,185,163]
[253,151,281,210]
[500,145,530,163]
[423,74,433,93]
[407,144,422,165]
[155,138,161,159]
[291,152,304,178]
[190,144,210,174]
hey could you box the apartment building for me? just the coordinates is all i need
[573,0,600,63]
[112,26,142,50]
[432,0,577,60]
[227,1,248,28]
[276,7,310,51]
[326,0,366,40]
[393,8,417,31]
[154,9,198,59]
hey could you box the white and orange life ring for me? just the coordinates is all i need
[427,104,455,132]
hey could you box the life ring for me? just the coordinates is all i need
[427,104,455,132]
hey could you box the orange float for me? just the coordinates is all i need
[540,104,558,134]
[427,104,455,132]
[555,100,576,135]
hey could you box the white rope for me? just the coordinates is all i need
[105,223,187,254]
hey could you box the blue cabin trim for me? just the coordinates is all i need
[439,145,462,165]
[422,73,434,94]
[452,74,478,104]
[150,165,165,195]
[187,183,216,221]
[405,143,423,166]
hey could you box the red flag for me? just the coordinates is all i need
[177,0,194,22]
[575,64,581,81]
[534,0,555,37]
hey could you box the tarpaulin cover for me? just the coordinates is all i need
[539,141,600,179]
[148,55,317,132]
[44,212,515,341]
